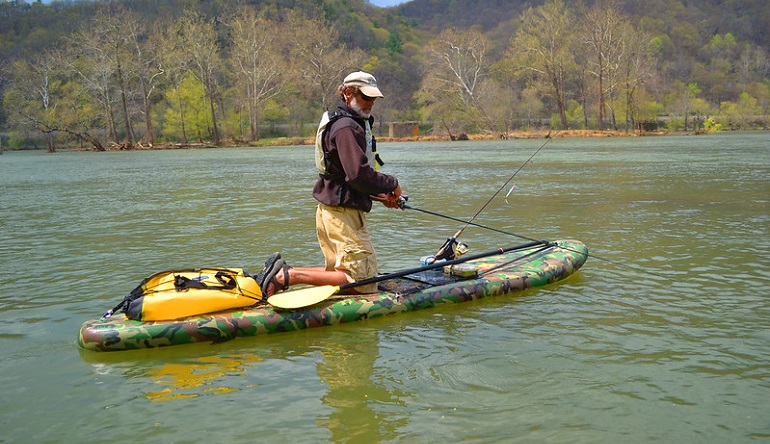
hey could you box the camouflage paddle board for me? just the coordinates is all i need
[78,239,587,352]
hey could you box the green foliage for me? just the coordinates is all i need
[263,99,290,124]
[386,29,403,55]
[252,98,291,138]
[690,98,713,117]
[160,75,211,142]
[686,83,701,99]
[710,33,737,51]
[720,92,761,129]
[704,117,722,132]
[220,106,247,143]
[634,89,664,122]
[5,128,43,150]
[565,100,585,130]
[736,92,760,115]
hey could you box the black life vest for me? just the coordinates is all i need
[315,109,384,181]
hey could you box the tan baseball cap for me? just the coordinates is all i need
[343,71,384,98]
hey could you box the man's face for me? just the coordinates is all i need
[348,90,377,118]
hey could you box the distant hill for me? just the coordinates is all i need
[2,0,767,59]
[393,0,536,32]
[393,0,769,48]
[1,0,768,143]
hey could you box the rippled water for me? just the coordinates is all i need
[1,133,768,442]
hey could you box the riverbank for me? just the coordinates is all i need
[377,129,668,142]
[1,128,712,152]
[125,129,668,151]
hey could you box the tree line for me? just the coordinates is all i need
[2,3,370,151]
[1,0,768,152]
[419,0,768,137]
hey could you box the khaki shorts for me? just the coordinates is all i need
[316,203,378,293]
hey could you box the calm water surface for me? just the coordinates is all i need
[1,133,768,442]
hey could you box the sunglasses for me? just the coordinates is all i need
[357,91,377,102]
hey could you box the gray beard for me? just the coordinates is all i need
[349,97,371,119]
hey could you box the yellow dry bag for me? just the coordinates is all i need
[105,268,263,321]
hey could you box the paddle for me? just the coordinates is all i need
[267,240,551,309]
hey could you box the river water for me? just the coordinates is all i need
[1,132,768,442]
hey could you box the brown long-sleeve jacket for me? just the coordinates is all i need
[312,104,398,212]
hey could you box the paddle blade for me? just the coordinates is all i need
[267,285,340,309]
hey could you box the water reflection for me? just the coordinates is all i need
[80,324,409,441]
[81,347,264,401]
[142,353,264,401]
[315,327,409,442]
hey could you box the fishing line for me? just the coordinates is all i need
[405,203,668,279]
[404,204,538,243]
[451,129,560,240]
[407,132,667,279]
[428,130,560,260]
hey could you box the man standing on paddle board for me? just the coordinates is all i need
[257,71,404,297]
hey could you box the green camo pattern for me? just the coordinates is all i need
[78,239,588,352]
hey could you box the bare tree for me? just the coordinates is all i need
[419,28,500,135]
[66,25,120,145]
[154,20,191,144]
[3,56,59,152]
[175,9,223,144]
[226,7,287,141]
[621,25,656,132]
[126,16,164,147]
[508,0,576,130]
[285,13,367,110]
[581,0,627,130]
[68,5,142,147]
[4,52,107,152]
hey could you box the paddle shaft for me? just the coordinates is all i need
[338,240,550,291]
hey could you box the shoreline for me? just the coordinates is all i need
[8,128,747,152]
[119,129,672,151]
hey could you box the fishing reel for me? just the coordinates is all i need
[397,196,469,264]
[422,237,469,265]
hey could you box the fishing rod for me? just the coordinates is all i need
[399,133,668,280]
[404,203,668,279]
[431,130,560,261]
[267,240,550,309]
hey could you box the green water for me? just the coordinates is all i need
[1,133,768,442]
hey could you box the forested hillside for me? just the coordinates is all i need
[0,0,767,151]
[394,0,769,48]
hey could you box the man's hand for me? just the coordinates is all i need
[372,185,405,209]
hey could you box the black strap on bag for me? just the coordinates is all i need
[173,271,236,291]
[104,281,145,319]
[103,269,238,319]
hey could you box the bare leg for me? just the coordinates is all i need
[284,267,349,287]
[267,267,355,296]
